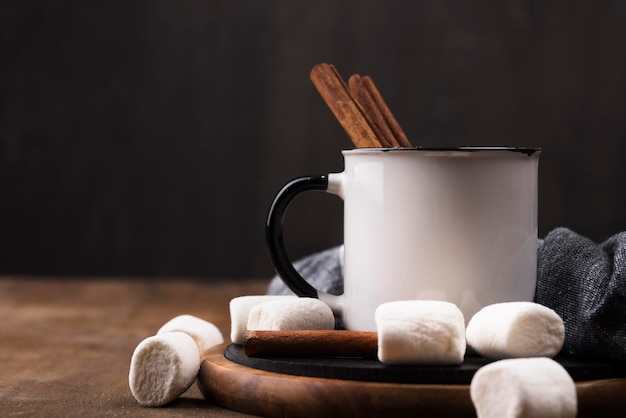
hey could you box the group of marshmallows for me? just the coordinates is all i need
[129,296,576,418]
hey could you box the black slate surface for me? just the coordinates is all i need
[225,344,626,384]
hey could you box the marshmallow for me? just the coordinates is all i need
[470,357,577,418]
[466,302,565,359]
[247,298,335,332]
[157,314,224,354]
[375,300,466,365]
[128,332,201,407]
[229,295,296,344]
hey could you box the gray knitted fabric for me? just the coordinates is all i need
[267,245,344,296]
[536,227,626,362]
[268,228,626,362]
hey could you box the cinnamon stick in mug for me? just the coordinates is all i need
[361,75,412,148]
[348,74,399,148]
[310,63,383,148]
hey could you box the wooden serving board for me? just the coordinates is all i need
[198,344,626,417]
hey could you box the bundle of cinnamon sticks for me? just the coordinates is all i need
[310,63,412,149]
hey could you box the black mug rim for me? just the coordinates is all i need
[344,146,541,156]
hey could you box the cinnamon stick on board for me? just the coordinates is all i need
[310,63,383,148]
[243,329,378,358]
[361,75,412,148]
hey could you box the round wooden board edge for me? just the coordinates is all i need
[197,345,626,418]
[198,345,477,418]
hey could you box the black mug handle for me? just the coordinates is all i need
[266,175,329,298]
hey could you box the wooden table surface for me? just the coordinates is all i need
[2,276,625,417]
[0,276,268,417]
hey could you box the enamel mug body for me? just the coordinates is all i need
[267,147,541,331]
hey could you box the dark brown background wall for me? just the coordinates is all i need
[1,1,625,279]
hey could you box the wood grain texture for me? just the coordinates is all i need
[2,276,625,417]
[199,345,474,418]
[0,276,268,417]
[199,345,626,418]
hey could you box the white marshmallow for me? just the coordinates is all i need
[157,314,224,354]
[375,300,466,365]
[470,357,577,418]
[128,332,201,407]
[229,295,297,344]
[466,301,565,359]
[247,298,335,332]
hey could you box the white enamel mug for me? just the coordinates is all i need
[267,147,541,331]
